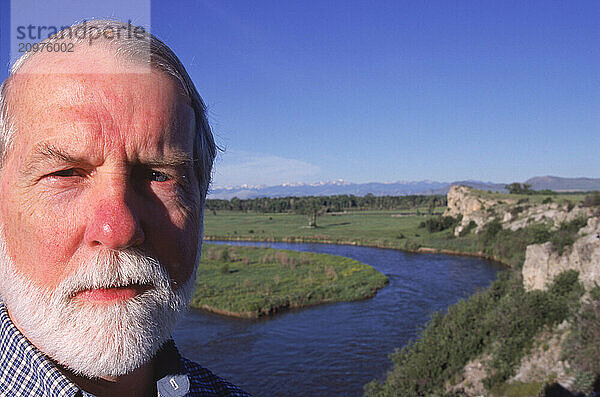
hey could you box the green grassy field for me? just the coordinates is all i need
[203,191,589,258]
[193,244,389,318]
[203,209,481,254]
[199,190,596,393]
[472,189,587,205]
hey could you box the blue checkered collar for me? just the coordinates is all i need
[0,302,195,397]
[0,301,82,396]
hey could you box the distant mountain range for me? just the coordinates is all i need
[207,176,600,199]
[524,176,600,192]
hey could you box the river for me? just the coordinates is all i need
[173,241,503,396]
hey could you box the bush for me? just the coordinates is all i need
[563,286,600,383]
[478,221,551,268]
[479,218,502,246]
[220,249,231,261]
[459,220,477,237]
[510,206,524,217]
[581,192,600,207]
[572,371,596,395]
[420,215,462,233]
[365,271,584,396]
[550,216,588,255]
[548,269,583,300]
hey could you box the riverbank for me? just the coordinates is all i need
[193,244,389,318]
[177,240,502,397]
[204,234,508,266]
[203,188,600,395]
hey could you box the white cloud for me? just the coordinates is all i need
[210,150,321,187]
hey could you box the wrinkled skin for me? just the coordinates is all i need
[0,46,204,395]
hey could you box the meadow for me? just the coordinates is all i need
[193,244,389,318]
[203,208,482,255]
[203,191,589,265]
[200,191,600,394]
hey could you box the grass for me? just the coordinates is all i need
[201,189,594,393]
[204,209,482,256]
[193,244,389,318]
[469,190,587,206]
[489,381,546,397]
[204,190,589,264]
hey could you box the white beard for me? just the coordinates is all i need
[0,233,195,379]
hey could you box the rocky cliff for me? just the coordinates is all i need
[522,217,600,291]
[446,185,591,237]
[445,186,599,395]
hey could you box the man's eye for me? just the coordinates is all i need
[49,169,80,177]
[149,170,171,182]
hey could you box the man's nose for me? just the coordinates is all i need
[83,183,145,250]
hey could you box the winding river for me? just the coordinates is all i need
[173,241,503,396]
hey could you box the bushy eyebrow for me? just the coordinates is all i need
[22,142,197,176]
[22,143,88,176]
[139,152,197,169]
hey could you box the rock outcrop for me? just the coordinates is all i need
[511,321,571,385]
[522,217,600,291]
[504,203,589,232]
[444,186,599,395]
[445,185,512,235]
[447,184,591,237]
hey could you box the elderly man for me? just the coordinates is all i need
[0,20,251,396]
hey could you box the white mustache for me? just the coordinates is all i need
[54,249,172,301]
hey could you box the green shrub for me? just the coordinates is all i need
[478,221,551,268]
[548,269,584,300]
[420,215,462,233]
[365,271,583,396]
[365,272,511,396]
[480,218,502,246]
[459,220,477,237]
[529,224,553,244]
[510,206,524,217]
[572,371,596,395]
[490,381,545,397]
[563,290,600,384]
[581,192,600,207]
[484,271,583,387]
[550,216,588,255]
[220,249,231,261]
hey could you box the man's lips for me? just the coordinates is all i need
[74,285,150,303]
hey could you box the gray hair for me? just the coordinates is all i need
[0,19,215,194]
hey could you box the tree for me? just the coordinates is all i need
[505,182,531,194]
[305,197,322,227]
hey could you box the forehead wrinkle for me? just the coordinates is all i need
[10,62,196,172]
[22,141,101,174]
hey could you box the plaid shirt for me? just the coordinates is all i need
[0,302,252,396]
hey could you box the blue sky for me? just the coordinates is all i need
[1,1,599,187]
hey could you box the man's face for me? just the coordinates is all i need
[0,51,202,296]
[0,49,204,377]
